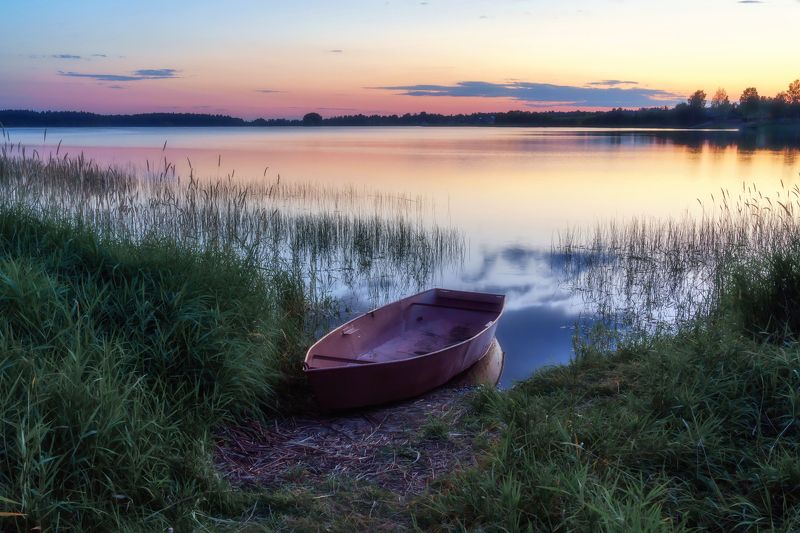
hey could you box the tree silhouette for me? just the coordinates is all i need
[688,90,707,109]
[5,77,800,128]
[711,88,730,109]
[739,87,761,119]
[302,112,323,126]
[710,88,731,120]
[788,79,800,105]
[678,90,708,124]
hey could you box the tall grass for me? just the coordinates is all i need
[418,184,800,531]
[557,181,800,330]
[420,245,800,530]
[0,139,464,303]
[0,140,464,529]
[0,206,309,529]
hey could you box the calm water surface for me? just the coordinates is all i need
[10,127,800,386]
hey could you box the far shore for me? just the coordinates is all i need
[3,108,800,130]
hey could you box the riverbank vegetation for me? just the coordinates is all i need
[2,78,800,128]
[419,242,800,530]
[418,188,800,530]
[0,145,463,529]
[557,181,800,329]
[0,136,464,303]
[2,144,800,529]
[0,206,311,529]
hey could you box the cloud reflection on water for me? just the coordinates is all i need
[456,244,590,386]
[10,126,800,387]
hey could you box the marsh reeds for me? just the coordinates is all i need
[0,142,464,529]
[421,181,800,531]
[556,181,800,330]
[0,141,464,305]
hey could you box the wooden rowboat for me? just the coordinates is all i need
[303,288,505,410]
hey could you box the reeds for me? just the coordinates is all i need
[0,142,464,529]
[556,181,800,329]
[420,187,800,531]
[0,142,464,304]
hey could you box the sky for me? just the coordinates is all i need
[1,0,799,119]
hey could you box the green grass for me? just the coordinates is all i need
[0,144,466,530]
[0,206,309,530]
[417,243,800,531]
[3,144,800,530]
[0,142,464,304]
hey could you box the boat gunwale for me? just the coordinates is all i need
[303,288,505,373]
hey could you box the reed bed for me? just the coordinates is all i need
[0,138,464,304]
[556,181,800,329]
[421,180,800,531]
[0,137,465,529]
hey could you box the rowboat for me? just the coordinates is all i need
[303,288,505,410]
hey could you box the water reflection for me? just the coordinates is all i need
[10,126,800,385]
[495,305,579,389]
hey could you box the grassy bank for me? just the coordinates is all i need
[6,213,799,530]
[0,207,308,530]
[0,138,464,304]
[3,144,800,530]
[0,143,469,529]
[418,243,800,530]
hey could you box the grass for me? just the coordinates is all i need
[417,222,800,531]
[3,137,800,530]
[557,181,800,330]
[0,205,315,530]
[0,143,465,530]
[0,137,464,304]
[420,415,450,441]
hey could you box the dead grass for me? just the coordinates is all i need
[215,386,483,498]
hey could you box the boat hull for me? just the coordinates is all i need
[304,288,504,410]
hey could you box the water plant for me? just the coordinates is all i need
[556,181,800,330]
[0,139,464,306]
[416,184,800,531]
[0,143,465,529]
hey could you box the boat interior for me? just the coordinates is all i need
[306,289,505,369]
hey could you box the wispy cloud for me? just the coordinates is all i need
[29,53,107,60]
[256,89,284,93]
[586,79,638,86]
[329,49,344,53]
[59,68,179,82]
[286,106,364,113]
[132,68,178,77]
[60,72,141,81]
[374,80,681,108]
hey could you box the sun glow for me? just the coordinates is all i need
[1,0,798,117]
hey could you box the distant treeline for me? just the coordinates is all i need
[0,111,250,127]
[2,80,800,128]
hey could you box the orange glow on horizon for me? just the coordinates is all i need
[1,0,798,118]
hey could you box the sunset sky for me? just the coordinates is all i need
[1,0,798,118]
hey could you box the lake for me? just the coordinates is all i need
[8,126,800,387]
